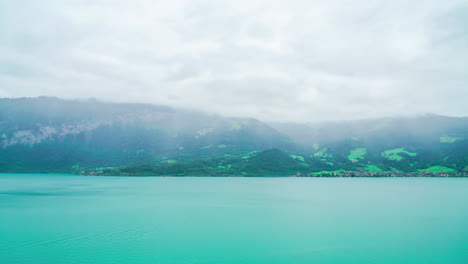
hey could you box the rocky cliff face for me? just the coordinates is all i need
[1,121,106,147]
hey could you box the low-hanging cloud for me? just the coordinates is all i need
[1,0,467,122]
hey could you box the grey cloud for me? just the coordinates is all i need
[0,0,467,122]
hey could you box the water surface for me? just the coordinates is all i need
[1,174,468,263]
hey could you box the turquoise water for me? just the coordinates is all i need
[1,174,468,263]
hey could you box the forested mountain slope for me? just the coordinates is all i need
[0,97,293,172]
[1,97,467,175]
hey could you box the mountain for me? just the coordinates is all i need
[0,97,467,175]
[270,115,468,147]
[0,97,293,173]
[270,116,468,173]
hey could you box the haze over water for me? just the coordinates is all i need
[1,174,468,263]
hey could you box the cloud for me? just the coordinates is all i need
[1,0,467,122]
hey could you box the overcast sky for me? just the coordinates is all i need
[1,0,467,122]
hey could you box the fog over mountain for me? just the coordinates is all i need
[1,0,468,122]
[0,97,467,175]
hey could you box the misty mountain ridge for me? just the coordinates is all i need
[1,97,468,175]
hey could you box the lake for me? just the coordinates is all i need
[1,174,467,263]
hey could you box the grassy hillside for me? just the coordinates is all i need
[90,148,468,177]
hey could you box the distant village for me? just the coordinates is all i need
[296,171,468,177]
